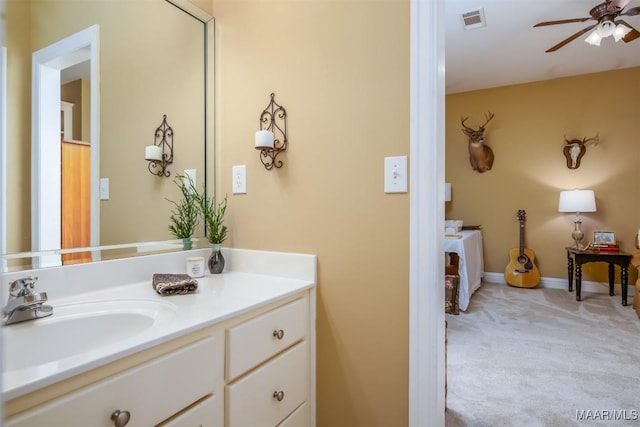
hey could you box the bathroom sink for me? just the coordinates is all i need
[2,299,177,372]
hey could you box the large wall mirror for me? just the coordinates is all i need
[1,0,214,271]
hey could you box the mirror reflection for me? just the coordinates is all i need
[2,0,212,271]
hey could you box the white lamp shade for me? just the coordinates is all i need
[444,183,452,202]
[584,30,602,46]
[558,189,596,213]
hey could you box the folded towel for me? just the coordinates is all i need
[152,273,198,296]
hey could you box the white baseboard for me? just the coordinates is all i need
[483,272,637,297]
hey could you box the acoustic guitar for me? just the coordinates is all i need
[504,210,540,288]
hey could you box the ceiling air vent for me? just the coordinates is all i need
[461,8,486,30]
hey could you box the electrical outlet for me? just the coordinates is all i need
[232,165,246,194]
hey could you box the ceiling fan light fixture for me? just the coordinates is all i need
[537,0,640,52]
[597,20,617,37]
[613,23,632,41]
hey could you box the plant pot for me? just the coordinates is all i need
[182,238,193,250]
[208,243,225,274]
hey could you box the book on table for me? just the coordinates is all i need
[592,243,619,252]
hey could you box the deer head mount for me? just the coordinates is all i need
[562,133,599,169]
[461,111,495,173]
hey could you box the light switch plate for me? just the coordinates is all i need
[99,178,109,200]
[232,165,247,194]
[384,156,407,193]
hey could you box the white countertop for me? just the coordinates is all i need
[1,249,316,401]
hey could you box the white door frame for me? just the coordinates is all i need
[1,2,7,420]
[31,25,99,267]
[1,46,7,273]
[409,0,445,426]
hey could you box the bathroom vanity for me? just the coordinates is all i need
[1,248,317,427]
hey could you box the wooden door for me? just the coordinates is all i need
[61,140,91,264]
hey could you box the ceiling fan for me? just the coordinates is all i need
[534,0,640,52]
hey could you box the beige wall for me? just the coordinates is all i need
[446,67,640,283]
[5,0,31,255]
[213,0,410,425]
[5,0,206,255]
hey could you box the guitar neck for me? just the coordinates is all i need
[519,221,525,256]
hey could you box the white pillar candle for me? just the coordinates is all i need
[145,145,163,161]
[255,130,274,149]
[186,256,205,278]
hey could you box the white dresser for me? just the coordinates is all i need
[445,230,484,311]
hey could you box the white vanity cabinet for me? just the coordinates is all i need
[4,290,315,427]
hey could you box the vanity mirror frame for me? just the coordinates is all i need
[1,0,215,272]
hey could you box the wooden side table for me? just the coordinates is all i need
[631,251,640,318]
[566,247,632,306]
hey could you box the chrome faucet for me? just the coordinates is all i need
[2,276,53,325]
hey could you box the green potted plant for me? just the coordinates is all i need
[166,174,199,250]
[195,190,228,273]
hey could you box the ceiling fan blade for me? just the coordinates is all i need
[623,28,640,42]
[620,21,640,43]
[545,24,597,52]
[621,5,640,16]
[534,17,592,27]
[617,19,640,42]
[607,0,631,11]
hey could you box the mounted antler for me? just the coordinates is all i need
[562,133,599,169]
[461,111,495,173]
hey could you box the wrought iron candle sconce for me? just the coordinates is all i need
[255,93,288,170]
[145,114,174,177]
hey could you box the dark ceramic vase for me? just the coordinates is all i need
[208,243,225,274]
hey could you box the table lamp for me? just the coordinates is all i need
[558,189,596,249]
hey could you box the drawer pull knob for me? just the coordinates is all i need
[111,409,131,427]
[273,390,285,402]
[273,329,285,340]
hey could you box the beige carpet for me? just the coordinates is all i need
[445,283,640,427]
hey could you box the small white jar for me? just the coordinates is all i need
[186,256,205,278]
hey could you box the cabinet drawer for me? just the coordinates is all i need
[226,342,308,427]
[6,336,217,427]
[158,394,221,427]
[226,298,308,381]
[277,402,308,427]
